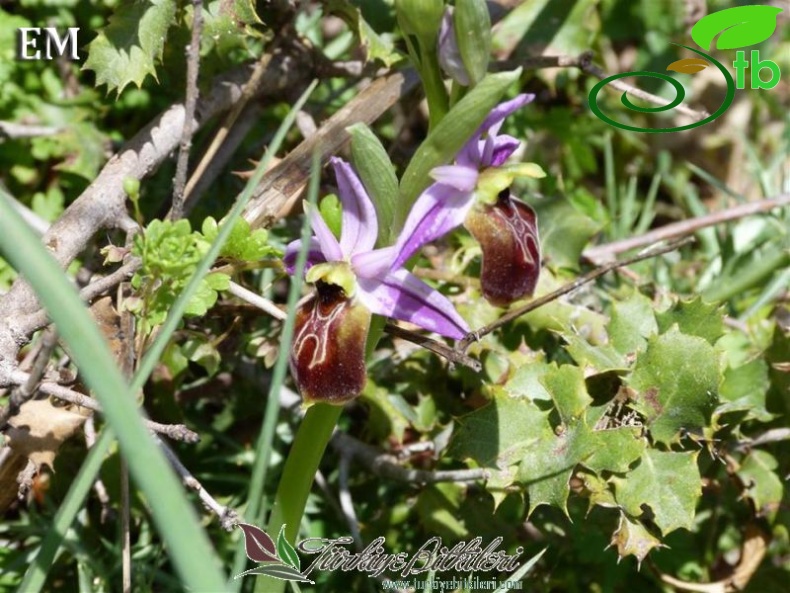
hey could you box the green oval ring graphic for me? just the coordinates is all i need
[588,44,736,133]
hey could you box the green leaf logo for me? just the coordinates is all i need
[276,525,301,571]
[691,5,783,51]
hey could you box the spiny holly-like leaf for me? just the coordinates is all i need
[609,513,665,565]
[200,0,263,58]
[518,418,591,516]
[83,0,177,94]
[737,450,783,521]
[691,5,783,50]
[328,0,401,67]
[563,332,625,373]
[540,364,592,424]
[237,523,279,564]
[583,428,645,474]
[276,525,300,571]
[716,359,773,423]
[613,450,701,536]
[608,292,658,356]
[448,388,552,469]
[656,296,724,345]
[666,58,709,74]
[628,329,719,445]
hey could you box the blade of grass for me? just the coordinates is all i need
[0,191,227,590]
[687,161,747,204]
[19,429,114,592]
[3,78,319,592]
[230,151,320,586]
[634,172,661,235]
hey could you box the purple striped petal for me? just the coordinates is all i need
[307,202,343,262]
[352,246,397,279]
[430,165,479,192]
[331,157,378,257]
[457,94,534,168]
[487,134,521,167]
[392,182,475,270]
[283,238,327,275]
[357,269,469,339]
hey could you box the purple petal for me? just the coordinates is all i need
[357,269,469,339]
[283,238,327,275]
[351,246,397,279]
[307,202,343,262]
[392,182,475,270]
[430,165,479,192]
[331,157,378,257]
[487,134,521,167]
[457,94,534,168]
[437,8,470,86]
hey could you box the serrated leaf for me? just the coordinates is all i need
[737,450,783,521]
[656,296,724,345]
[448,389,553,468]
[276,526,300,570]
[328,0,401,67]
[715,359,773,423]
[609,513,664,564]
[83,0,177,94]
[613,450,701,536]
[519,420,591,516]
[532,197,601,270]
[691,5,783,50]
[584,428,645,474]
[579,471,617,509]
[562,332,625,374]
[540,364,592,425]
[609,292,658,356]
[199,0,262,58]
[628,330,719,445]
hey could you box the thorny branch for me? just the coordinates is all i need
[6,370,199,442]
[458,236,696,351]
[170,0,204,220]
[583,194,790,263]
[332,432,490,485]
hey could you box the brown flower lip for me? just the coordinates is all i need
[464,190,541,307]
[289,281,371,406]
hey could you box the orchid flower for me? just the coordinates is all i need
[284,157,470,405]
[393,94,544,306]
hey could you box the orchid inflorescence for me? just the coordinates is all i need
[283,95,544,406]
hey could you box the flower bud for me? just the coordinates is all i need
[290,281,372,406]
[437,8,471,86]
[464,190,540,306]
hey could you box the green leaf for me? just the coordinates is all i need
[532,197,601,270]
[398,69,523,222]
[328,0,401,67]
[562,332,625,374]
[609,292,658,355]
[737,450,783,522]
[83,0,177,94]
[656,296,724,346]
[448,388,552,468]
[609,513,664,564]
[613,450,701,536]
[349,123,399,246]
[416,483,468,539]
[691,5,783,50]
[276,526,300,571]
[628,330,720,445]
[715,359,773,423]
[454,0,492,86]
[202,217,275,261]
[518,419,589,516]
[200,0,262,57]
[540,364,592,425]
[584,428,645,474]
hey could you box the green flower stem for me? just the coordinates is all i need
[254,403,343,593]
[420,52,450,129]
